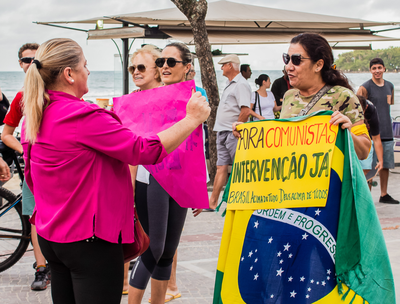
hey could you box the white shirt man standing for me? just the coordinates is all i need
[209,55,251,210]
[357,57,398,204]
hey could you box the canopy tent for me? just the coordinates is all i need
[36,0,400,44]
[35,0,400,93]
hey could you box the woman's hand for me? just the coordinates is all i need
[158,91,210,154]
[232,122,244,139]
[185,91,210,126]
[192,208,203,217]
[329,111,352,130]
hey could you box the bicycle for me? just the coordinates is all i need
[0,140,31,272]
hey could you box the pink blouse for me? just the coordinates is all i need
[22,90,168,244]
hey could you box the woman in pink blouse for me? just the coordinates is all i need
[22,38,209,304]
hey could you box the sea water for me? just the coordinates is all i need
[1,70,400,119]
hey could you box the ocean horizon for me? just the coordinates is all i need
[1,70,400,119]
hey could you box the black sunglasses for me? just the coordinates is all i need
[283,53,311,66]
[128,64,153,74]
[155,57,186,68]
[20,57,35,64]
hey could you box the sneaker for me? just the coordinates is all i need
[31,266,50,291]
[379,194,400,204]
[32,262,51,279]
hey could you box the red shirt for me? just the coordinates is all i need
[4,91,23,127]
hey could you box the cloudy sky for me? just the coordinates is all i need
[1,0,399,72]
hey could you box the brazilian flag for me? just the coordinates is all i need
[213,112,395,304]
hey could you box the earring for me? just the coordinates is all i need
[71,79,74,83]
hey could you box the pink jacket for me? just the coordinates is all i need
[22,90,167,244]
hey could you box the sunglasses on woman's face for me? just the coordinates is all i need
[282,53,311,66]
[128,64,148,74]
[155,57,185,68]
[20,57,35,64]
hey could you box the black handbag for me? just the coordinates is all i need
[0,94,10,126]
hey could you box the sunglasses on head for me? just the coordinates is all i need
[282,53,311,66]
[20,57,35,64]
[128,64,150,74]
[155,57,185,68]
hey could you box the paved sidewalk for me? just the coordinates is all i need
[1,171,399,303]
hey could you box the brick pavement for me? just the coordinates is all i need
[1,173,400,303]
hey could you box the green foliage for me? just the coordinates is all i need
[335,47,400,72]
[211,49,222,56]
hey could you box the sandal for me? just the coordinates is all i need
[165,293,181,303]
[148,292,182,303]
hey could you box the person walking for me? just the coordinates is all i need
[21,38,209,304]
[209,54,251,210]
[357,58,399,204]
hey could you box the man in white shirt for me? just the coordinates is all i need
[209,55,251,210]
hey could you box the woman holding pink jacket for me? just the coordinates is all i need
[21,38,209,304]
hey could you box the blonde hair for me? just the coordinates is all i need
[24,38,83,143]
[129,46,162,82]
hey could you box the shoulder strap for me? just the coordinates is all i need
[256,92,262,117]
[297,85,333,117]
[252,92,257,111]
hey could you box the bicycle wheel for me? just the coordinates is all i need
[0,187,31,272]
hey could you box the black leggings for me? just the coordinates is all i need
[38,235,124,304]
[129,176,187,289]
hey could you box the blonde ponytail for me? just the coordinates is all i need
[23,38,83,143]
[23,61,47,143]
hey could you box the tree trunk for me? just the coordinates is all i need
[171,0,219,185]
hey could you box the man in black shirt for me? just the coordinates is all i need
[271,68,292,107]
[271,68,292,118]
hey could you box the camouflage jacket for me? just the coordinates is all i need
[280,85,364,124]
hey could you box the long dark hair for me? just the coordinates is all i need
[290,33,353,91]
[164,42,192,65]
